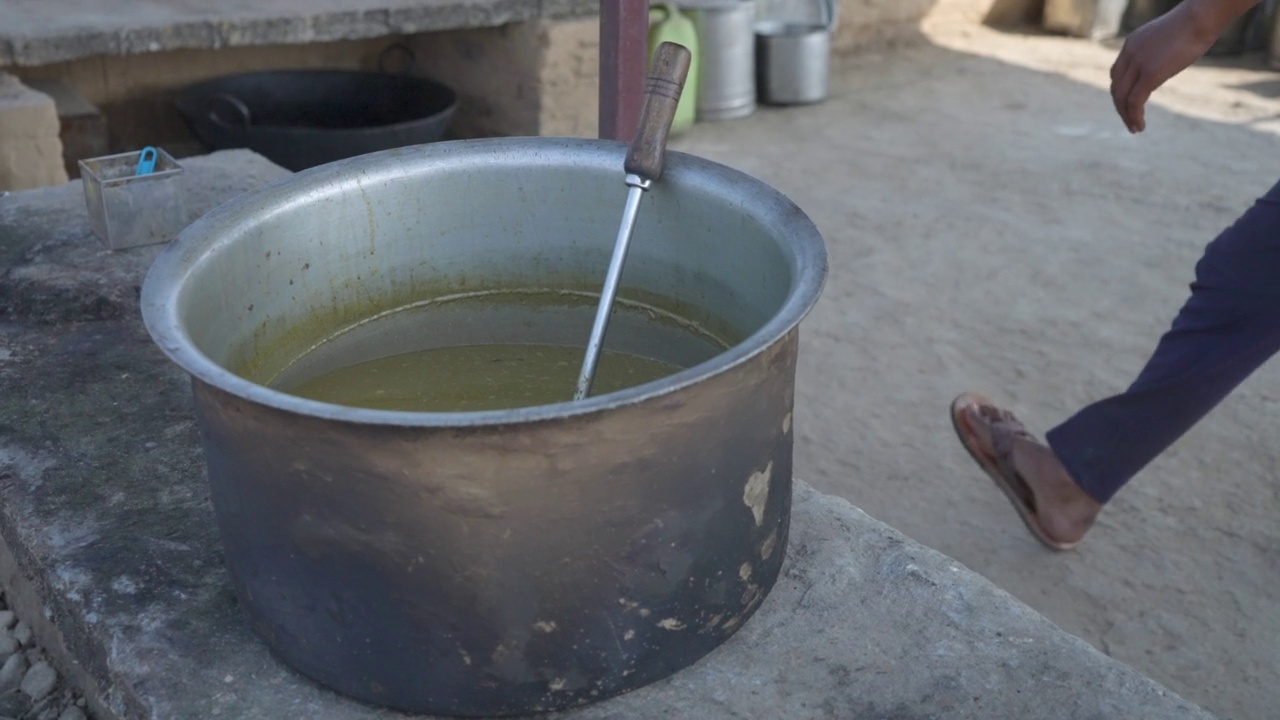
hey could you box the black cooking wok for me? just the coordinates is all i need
[174,48,456,171]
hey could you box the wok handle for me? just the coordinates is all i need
[208,93,252,129]
[623,42,692,183]
[378,43,417,75]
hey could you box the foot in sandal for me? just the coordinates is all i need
[950,393,1102,551]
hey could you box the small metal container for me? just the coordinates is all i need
[79,148,185,250]
[756,21,831,105]
[687,0,757,121]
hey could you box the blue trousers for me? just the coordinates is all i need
[1045,179,1280,504]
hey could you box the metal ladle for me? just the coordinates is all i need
[575,42,693,401]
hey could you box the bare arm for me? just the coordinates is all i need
[1111,0,1262,133]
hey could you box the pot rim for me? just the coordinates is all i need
[140,137,828,427]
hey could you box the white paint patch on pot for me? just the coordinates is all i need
[743,461,773,526]
[657,618,686,631]
[702,612,726,633]
[111,576,138,595]
[760,528,779,560]
[533,620,557,633]
[491,643,511,663]
[782,412,792,435]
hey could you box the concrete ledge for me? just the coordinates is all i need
[0,148,1213,719]
[0,0,598,69]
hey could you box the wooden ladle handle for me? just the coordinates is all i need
[624,41,693,182]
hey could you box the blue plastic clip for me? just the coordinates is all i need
[135,147,158,176]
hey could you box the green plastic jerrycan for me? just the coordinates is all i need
[648,3,699,135]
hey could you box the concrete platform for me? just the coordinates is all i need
[0,148,1213,719]
[0,0,596,68]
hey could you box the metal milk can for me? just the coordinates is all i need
[685,0,757,121]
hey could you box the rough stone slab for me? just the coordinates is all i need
[0,0,600,69]
[0,150,288,324]
[0,149,1213,719]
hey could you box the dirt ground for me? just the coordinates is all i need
[673,3,1280,719]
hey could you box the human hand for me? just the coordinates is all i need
[1110,0,1256,133]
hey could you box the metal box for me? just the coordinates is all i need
[80,148,185,250]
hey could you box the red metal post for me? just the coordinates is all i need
[599,0,650,141]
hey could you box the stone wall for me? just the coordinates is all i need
[0,74,67,192]
[536,19,602,139]
[408,18,598,139]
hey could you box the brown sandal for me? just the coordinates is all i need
[950,392,1079,552]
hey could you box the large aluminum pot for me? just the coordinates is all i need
[140,138,826,717]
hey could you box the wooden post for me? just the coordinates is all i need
[599,0,650,141]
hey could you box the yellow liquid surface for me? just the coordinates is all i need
[283,343,683,412]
